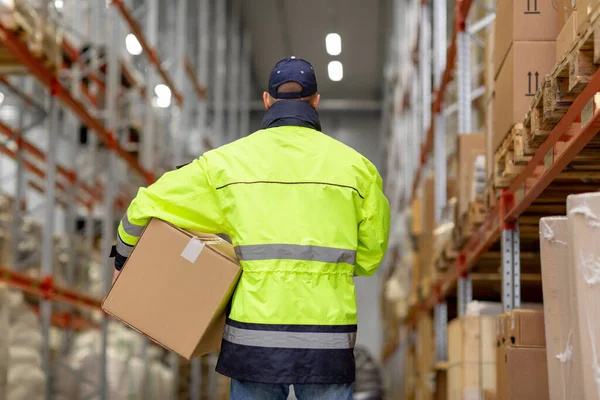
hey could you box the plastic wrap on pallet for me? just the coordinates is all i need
[470,155,486,201]
[3,290,45,400]
[539,216,585,400]
[54,322,174,400]
[567,192,600,399]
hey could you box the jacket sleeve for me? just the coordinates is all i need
[114,156,225,270]
[355,170,391,276]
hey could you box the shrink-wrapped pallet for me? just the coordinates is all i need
[539,216,584,400]
[54,322,175,400]
[6,290,45,400]
[567,193,600,399]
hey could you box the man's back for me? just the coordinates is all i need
[205,124,390,384]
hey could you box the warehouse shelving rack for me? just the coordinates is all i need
[0,1,252,399]
[384,0,600,392]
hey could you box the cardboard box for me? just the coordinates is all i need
[435,367,448,400]
[485,97,495,178]
[412,197,423,235]
[496,346,507,400]
[504,347,550,400]
[556,12,578,62]
[577,0,600,29]
[539,217,585,400]
[493,41,556,152]
[494,0,558,77]
[423,176,435,235]
[567,192,600,400]
[509,309,545,347]
[448,317,496,398]
[556,0,576,29]
[457,134,486,218]
[102,218,241,359]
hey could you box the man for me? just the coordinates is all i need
[113,57,390,399]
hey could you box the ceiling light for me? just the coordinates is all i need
[154,84,171,108]
[325,33,342,56]
[125,34,143,56]
[54,0,63,9]
[328,61,343,82]
[154,84,171,99]
[155,96,171,108]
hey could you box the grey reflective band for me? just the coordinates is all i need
[234,244,356,264]
[116,235,133,257]
[121,212,145,237]
[223,325,357,349]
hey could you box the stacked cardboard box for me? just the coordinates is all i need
[495,310,549,399]
[456,134,486,220]
[417,177,436,301]
[415,313,435,400]
[492,0,558,161]
[567,193,600,399]
[447,316,496,399]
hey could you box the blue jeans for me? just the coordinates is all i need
[230,379,353,400]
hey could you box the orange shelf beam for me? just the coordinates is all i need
[112,0,184,107]
[0,121,98,202]
[0,266,102,311]
[30,305,100,331]
[0,22,156,186]
[405,66,600,331]
[185,57,208,100]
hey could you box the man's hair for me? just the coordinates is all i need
[272,82,317,103]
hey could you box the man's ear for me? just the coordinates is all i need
[263,92,271,110]
[310,93,321,110]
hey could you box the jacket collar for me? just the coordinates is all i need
[260,100,322,131]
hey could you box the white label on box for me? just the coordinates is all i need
[181,237,205,263]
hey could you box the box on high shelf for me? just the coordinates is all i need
[494,0,558,78]
[447,316,496,400]
[539,216,585,400]
[493,41,556,153]
[567,192,600,400]
[577,0,600,30]
[556,11,579,62]
[456,134,486,220]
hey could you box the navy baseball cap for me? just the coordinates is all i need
[268,57,318,99]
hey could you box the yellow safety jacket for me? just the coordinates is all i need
[114,100,390,384]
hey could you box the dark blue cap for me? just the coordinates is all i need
[268,57,318,99]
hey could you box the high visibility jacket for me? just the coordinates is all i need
[115,111,390,384]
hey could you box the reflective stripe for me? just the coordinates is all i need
[234,244,356,264]
[121,212,145,237]
[116,235,133,257]
[223,324,356,349]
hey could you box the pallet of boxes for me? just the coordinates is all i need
[490,0,558,190]
[454,134,487,248]
[411,177,437,305]
[446,312,497,399]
